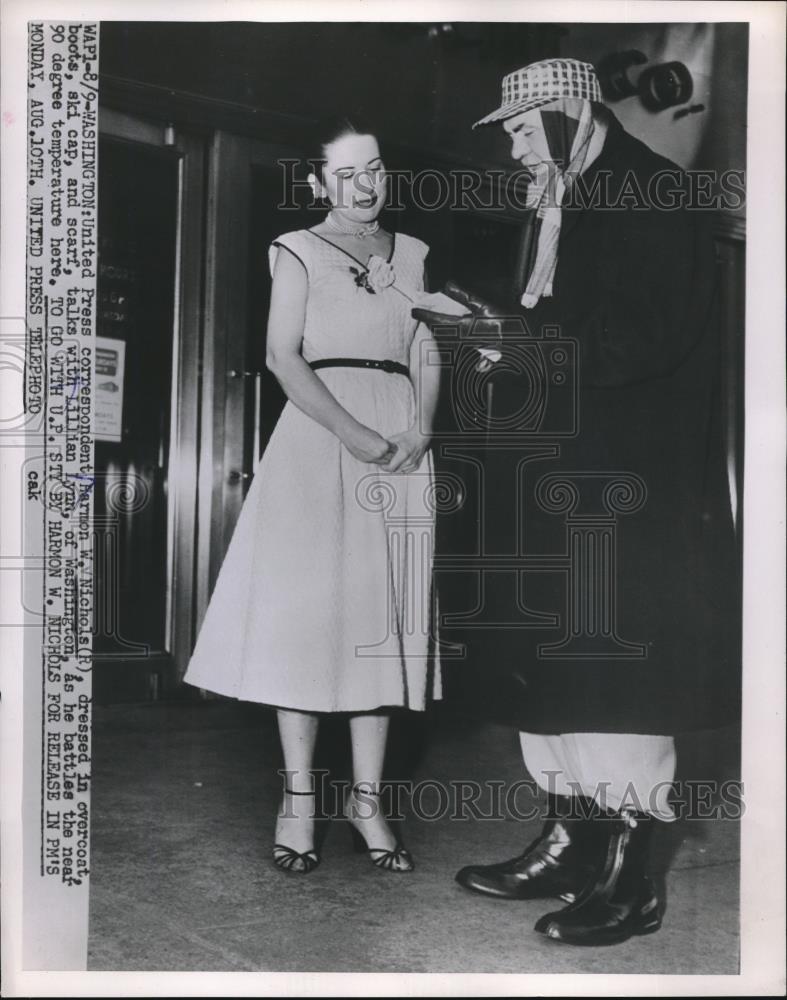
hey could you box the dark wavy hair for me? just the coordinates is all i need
[308,115,377,180]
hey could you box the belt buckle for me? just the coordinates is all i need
[380,359,395,373]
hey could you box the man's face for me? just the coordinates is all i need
[502,108,552,170]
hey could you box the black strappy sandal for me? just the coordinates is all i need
[272,788,321,874]
[346,785,415,873]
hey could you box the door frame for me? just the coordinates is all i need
[196,132,303,626]
[97,106,206,693]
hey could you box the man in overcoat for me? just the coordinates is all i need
[415,58,741,946]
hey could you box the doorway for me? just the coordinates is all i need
[93,110,315,702]
[94,108,204,702]
[194,133,314,622]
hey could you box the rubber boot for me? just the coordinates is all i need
[455,795,603,903]
[534,809,662,945]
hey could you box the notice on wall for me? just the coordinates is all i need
[94,336,125,442]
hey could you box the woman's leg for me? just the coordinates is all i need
[348,711,398,852]
[276,708,319,854]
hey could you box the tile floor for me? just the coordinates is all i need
[87,701,740,974]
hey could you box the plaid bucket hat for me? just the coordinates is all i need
[473,58,602,128]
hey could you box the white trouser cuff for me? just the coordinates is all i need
[520,731,678,823]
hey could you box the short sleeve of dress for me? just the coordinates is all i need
[268,230,311,281]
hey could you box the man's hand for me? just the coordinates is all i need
[412,282,520,370]
[379,426,431,474]
[411,281,503,334]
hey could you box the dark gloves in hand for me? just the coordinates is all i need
[411,280,501,333]
[412,281,526,370]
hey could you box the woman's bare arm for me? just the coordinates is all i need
[409,320,441,438]
[265,247,394,465]
[381,321,440,474]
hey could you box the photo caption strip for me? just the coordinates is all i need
[22,21,98,970]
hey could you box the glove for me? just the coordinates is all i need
[412,281,523,371]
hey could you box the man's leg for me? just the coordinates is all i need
[518,732,582,800]
[521,732,676,822]
[528,732,676,945]
[454,734,602,901]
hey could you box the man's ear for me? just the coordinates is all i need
[308,171,327,203]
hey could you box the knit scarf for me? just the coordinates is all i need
[519,98,595,308]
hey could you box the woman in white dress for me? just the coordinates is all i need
[183,120,442,873]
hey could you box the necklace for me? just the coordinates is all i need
[325,211,380,239]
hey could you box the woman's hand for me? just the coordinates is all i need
[342,422,396,465]
[379,426,431,474]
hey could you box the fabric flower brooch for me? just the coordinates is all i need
[350,254,396,294]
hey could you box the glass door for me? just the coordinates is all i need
[95,108,205,700]
[195,133,313,622]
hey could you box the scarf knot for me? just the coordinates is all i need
[521,100,595,308]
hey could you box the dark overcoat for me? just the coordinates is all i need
[439,113,741,735]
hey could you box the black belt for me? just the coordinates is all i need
[309,357,409,377]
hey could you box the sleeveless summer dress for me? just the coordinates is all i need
[182,229,442,712]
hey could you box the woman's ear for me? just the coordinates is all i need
[308,171,328,204]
